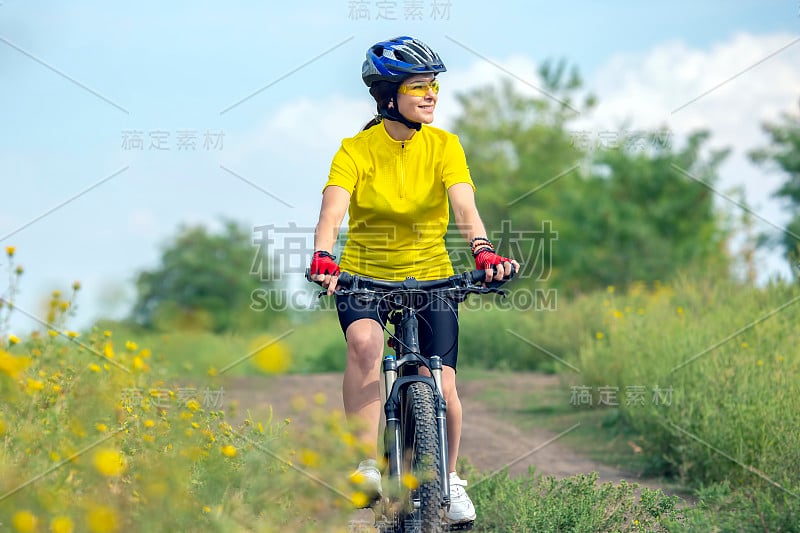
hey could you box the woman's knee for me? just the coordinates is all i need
[345,321,383,369]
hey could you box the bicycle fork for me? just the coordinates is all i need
[382,311,451,510]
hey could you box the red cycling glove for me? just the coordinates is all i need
[310,250,340,276]
[474,248,512,272]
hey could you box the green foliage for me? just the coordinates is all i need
[574,276,800,528]
[131,219,273,333]
[749,101,800,264]
[450,60,731,293]
[463,467,685,532]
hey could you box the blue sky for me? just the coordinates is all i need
[1,1,799,333]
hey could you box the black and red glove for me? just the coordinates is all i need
[474,248,513,272]
[309,250,340,276]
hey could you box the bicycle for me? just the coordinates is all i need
[307,268,514,533]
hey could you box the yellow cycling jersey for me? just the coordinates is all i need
[324,122,475,280]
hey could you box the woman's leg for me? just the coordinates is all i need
[342,318,385,457]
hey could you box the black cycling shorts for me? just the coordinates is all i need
[334,293,460,370]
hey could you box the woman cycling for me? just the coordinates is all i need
[308,36,519,528]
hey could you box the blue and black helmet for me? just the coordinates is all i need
[361,36,447,87]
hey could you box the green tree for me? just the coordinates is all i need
[749,100,800,263]
[450,60,731,292]
[132,220,273,332]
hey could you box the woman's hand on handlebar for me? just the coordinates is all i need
[309,251,340,295]
[474,249,520,284]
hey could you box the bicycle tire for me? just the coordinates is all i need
[402,381,444,532]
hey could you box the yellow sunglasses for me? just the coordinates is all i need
[398,79,440,97]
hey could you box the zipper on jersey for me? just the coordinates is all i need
[399,141,406,198]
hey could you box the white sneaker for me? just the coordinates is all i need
[445,472,476,524]
[350,459,382,507]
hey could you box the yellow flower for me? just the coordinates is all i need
[757,359,764,366]
[93,449,126,477]
[52,290,61,299]
[186,399,201,412]
[139,348,151,358]
[125,340,138,351]
[89,363,102,373]
[66,331,79,339]
[249,335,292,374]
[86,505,118,533]
[103,330,112,338]
[676,307,684,315]
[402,473,419,490]
[12,510,37,532]
[221,444,237,457]
[96,423,108,433]
[0,350,30,378]
[350,491,369,508]
[202,505,211,514]
[300,449,320,468]
[50,451,61,462]
[8,334,20,345]
[103,342,114,359]
[143,419,155,428]
[613,310,623,319]
[132,356,145,370]
[5,246,15,257]
[72,281,81,291]
[741,342,748,349]
[15,265,23,275]
[313,392,326,405]
[595,332,604,340]
[26,378,45,391]
[51,516,75,533]
[51,383,61,393]
[48,329,59,338]
[777,355,785,363]
[606,285,615,293]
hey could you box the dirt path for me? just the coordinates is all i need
[222,372,669,491]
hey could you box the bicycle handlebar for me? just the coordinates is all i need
[305,266,516,293]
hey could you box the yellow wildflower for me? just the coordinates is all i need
[350,491,369,508]
[86,505,118,533]
[51,516,75,533]
[300,449,320,468]
[89,363,102,373]
[8,334,20,345]
[5,246,15,257]
[132,356,145,370]
[595,332,604,340]
[103,342,114,359]
[249,335,292,374]
[202,506,211,514]
[221,444,237,457]
[47,329,59,338]
[12,510,37,532]
[139,348,151,358]
[757,359,764,366]
[26,378,45,392]
[52,290,61,299]
[186,399,201,412]
[125,340,138,351]
[0,350,30,378]
[103,330,112,338]
[402,473,419,490]
[96,423,108,433]
[66,330,79,339]
[93,449,126,477]
[143,419,155,428]
[313,392,326,405]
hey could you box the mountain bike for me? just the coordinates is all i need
[307,268,514,532]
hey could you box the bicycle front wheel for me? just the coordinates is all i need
[402,381,444,532]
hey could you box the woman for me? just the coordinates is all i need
[309,36,519,527]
